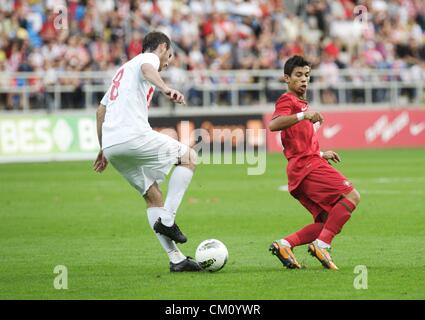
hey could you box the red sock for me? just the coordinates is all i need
[318,198,356,245]
[285,223,324,247]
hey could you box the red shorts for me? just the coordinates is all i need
[290,162,354,222]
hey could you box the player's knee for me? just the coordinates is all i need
[180,148,197,170]
[353,189,361,205]
[190,148,198,164]
[188,148,198,167]
[347,189,361,206]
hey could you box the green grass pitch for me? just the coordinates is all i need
[0,149,424,299]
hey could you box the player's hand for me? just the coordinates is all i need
[322,150,341,163]
[93,150,108,173]
[304,111,324,124]
[164,88,186,105]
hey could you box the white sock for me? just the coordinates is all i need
[315,239,331,249]
[278,239,291,248]
[147,207,185,264]
[164,166,193,217]
[159,208,174,227]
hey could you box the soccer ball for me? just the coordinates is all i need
[195,239,228,272]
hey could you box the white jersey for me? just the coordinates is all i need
[100,53,160,149]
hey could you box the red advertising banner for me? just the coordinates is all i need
[264,109,425,152]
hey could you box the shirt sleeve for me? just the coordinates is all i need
[272,95,292,119]
[140,52,160,71]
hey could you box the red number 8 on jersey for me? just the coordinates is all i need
[146,86,154,108]
[109,68,124,101]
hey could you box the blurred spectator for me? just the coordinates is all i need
[318,53,340,104]
[0,60,9,110]
[0,0,422,73]
[0,0,423,108]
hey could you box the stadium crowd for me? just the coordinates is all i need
[0,0,424,109]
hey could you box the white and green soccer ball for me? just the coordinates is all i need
[195,239,228,272]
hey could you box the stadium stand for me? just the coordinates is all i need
[0,0,424,110]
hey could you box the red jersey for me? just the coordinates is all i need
[272,92,323,192]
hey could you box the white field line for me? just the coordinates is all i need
[360,190,424,195]
[277,185,424,195]
[278,175,425,195]
[278,185,289,192]
[351,177,425,184]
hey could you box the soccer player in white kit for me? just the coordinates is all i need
[93,31,201,272]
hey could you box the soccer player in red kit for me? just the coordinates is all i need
[268,56,361,270]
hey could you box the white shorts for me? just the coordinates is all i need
[103,131,188,195]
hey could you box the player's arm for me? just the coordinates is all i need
[269,111,324,131]
[141,64,186,104]
[93,103,108,173]
[96,103,106,148]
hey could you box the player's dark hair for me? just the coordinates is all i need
[142,31,171,53]
[284,56,311,76]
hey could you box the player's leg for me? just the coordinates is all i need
[270,194,325,269]
[279,219,325,248]
[344,188,361,206]
[144,183,201,272]
[282,194,327,248]
[144,183,184,262]
[303,164,360,269]
[104,141,200,272]
[130,131,192,242]
[163,148,196,222]
[154,144,196,243]
[315,188,360,248]
[148,172,189,244]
